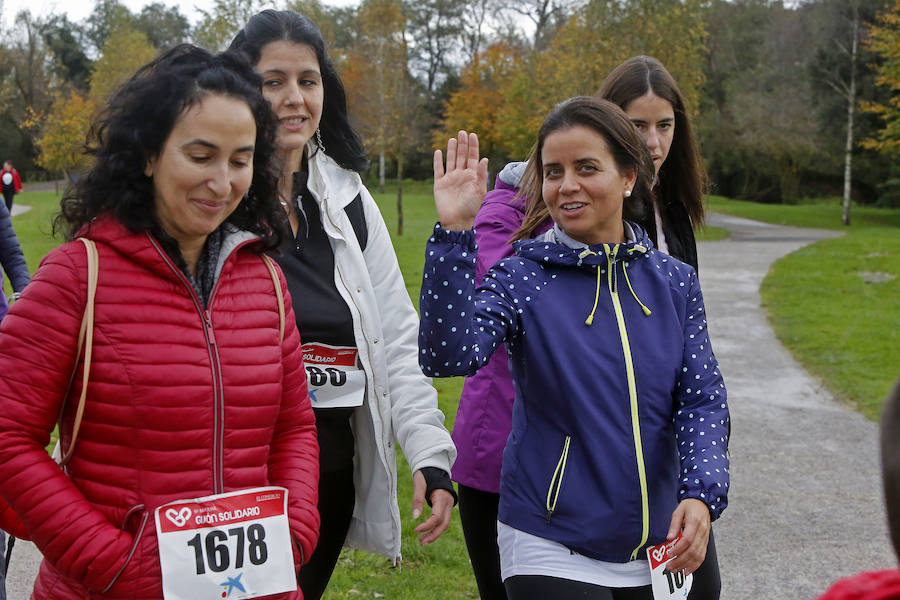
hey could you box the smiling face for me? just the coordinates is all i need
[541,125,636,246]
[145,93,256,266]
[624,92,674,176]
[256,40,324,156]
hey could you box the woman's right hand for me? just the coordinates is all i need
[433,130,489,231]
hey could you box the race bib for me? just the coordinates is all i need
[647,534,693,599]
[1,173,11,186]
[155,487,296,600]
[302,343,365,409]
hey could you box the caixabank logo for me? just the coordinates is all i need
[219,572,246,598]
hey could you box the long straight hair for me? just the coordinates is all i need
[598,56,707,227]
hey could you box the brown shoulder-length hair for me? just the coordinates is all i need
[597,55,707,227]
[512,97,654,243]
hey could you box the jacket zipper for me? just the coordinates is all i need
[148,234,229,494]
[545,435,571,523]
[603,244,650,560]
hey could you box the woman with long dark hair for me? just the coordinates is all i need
[229,11,457,600]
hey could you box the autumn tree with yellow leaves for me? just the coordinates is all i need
[438,0,707,162]
[34,91,95,178]
[862,0,900,157]
[35,22,155,179]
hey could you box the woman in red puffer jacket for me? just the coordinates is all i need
[0,45,318,599]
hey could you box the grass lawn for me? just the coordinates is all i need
[708,195,900,421]
[695,224,729,242]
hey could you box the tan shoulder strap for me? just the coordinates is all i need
[262,254,285,344]
[59,238,98,467]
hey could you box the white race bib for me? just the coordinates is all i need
[647,534,693,599]
[154,486,297,600]
[1,173,11,186]
[302,343,365,409]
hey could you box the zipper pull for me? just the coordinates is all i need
[204,310,217,345]
[545,509,553,523]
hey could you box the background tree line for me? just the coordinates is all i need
[2,0,900,210]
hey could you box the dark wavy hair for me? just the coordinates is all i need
[228,9,368,173]
[55,44,283,251]
[512,97,654,242]
[597,55,707,227]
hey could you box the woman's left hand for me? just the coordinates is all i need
[664,498,710,575]
[411,470,454,546]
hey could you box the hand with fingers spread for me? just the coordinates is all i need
[410,470,454,546]
[664,498,711,576]
[433,130,489,231]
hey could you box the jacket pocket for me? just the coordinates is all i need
[544,435,571,523]
[98,509,149,594]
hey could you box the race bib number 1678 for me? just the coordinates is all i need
[154,486,296,600]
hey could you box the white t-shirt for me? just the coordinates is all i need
[498,521,651,588]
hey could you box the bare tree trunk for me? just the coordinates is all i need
[396,157,404,236]
[379,149,386,194]
[842,7,858,227]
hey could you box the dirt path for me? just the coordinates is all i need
[700,213,893,599]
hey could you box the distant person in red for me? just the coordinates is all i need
[816,378,900,600]
[0,161,22,212]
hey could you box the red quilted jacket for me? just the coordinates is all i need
[0,216,319,599]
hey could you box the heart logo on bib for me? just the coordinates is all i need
[165,507,192,527]
[651,547,667,563]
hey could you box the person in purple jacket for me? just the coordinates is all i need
[421,97,729,599]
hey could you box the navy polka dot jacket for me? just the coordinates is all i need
[418,222,729,563]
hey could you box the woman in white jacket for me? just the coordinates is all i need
[229,10,457,600]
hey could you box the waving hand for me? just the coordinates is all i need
[433,130,489,230]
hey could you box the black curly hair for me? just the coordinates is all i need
[228,9,368,173]
[56,43,283,252]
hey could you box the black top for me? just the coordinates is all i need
[279,170,356,347]
[276,170,356,473]
[639,197,698,271]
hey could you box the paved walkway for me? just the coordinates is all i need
[701,213,893,599]
[9,204,30,217]
[2,213,894,599]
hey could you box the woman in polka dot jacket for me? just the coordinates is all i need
[420,98,729,599]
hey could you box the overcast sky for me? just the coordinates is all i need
[1,0,357,28]
[1,0,214,27]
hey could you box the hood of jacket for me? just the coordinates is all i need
[76,214,258,286]
[514,220,653,269]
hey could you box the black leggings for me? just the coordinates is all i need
[458,484,507,600]
[458,484,721,600]
[298,465,355,600]
[505,575,652,600]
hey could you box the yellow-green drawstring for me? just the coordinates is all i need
[579,249,602,325]
[623,266,651,316]
[581,244,652,324]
